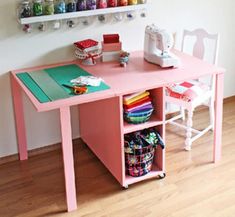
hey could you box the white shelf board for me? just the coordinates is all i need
[19,4,148,24]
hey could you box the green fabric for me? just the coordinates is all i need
[28,70,70,101]
[16,64,110,103]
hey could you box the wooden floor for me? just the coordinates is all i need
[1,99,235,217]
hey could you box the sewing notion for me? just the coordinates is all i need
[71,75,103,87]
[74,39,102,65]
[102,34,122,62]
[62,84,88,95]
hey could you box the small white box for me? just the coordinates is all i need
[102,51,121,62]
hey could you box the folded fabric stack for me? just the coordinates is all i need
[166,80,210,102]
[123,91,154,124]
[74,39,99,53]
[102,34,122,62]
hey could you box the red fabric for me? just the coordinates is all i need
[74,39,98,50]
[103,34,119,43]
[84,53,99,64]
[124,96,151,109]
[166,80,209,102]
[180,81,193,88]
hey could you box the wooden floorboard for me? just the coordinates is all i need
[0,98,235,217]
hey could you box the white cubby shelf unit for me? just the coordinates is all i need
[18,4,148,25]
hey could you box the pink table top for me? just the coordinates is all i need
[11,50,225,112]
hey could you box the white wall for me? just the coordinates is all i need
[0,0,234,157]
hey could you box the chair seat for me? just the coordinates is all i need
[166,80,210,102]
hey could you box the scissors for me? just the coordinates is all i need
[62,84,88,95]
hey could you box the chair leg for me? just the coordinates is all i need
[209,98,215,131]
[185,108,194,151]
[180,107,185,120]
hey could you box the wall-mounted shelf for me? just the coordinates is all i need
[19,4,148,25]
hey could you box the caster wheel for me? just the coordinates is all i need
[159,173,166,179]
[122,185,128,190]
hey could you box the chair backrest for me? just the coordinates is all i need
[181,29,219,89]
[181,28,219,65]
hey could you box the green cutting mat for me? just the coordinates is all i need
[17,64,110,103]
[28,70,70,101]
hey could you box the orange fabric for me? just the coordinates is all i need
[124,96,150,109]
[123,91,150,105]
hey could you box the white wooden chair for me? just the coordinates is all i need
[165,28,219,151]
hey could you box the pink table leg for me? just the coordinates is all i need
[59,107,77,212]
[11,75,28,161]
[214,73,224,163]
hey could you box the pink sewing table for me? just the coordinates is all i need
[11,50,225,212]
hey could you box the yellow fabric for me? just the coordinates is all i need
[123,91,145,101]
[123,91,150,105]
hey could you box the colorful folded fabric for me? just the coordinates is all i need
[125,113,152,124]
[123,91,145,101]
[124,97,151,109]
[125,101,152,112]
[125,95,150,106]
[129,105,154,113]
[123,90,154,124]
[123,91,150,105]
[125,108,154,117]
[166,80,209,102]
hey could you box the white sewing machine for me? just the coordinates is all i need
[144,24,180,68]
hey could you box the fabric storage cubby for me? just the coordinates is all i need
[124,128,165,177]
[123,90,154,124]
[122,87,166,187]
[123,88,164,134]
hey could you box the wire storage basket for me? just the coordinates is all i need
[125,143,155,177]
[124,128,164,177]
